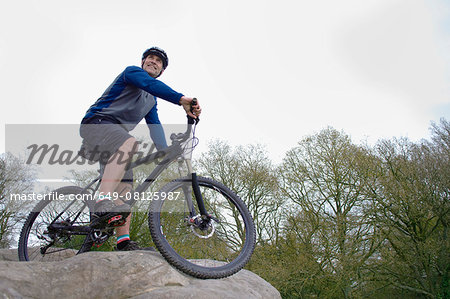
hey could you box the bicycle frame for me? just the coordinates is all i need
[46,118,207,240]
[78,118,202,217]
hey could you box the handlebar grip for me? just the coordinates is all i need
[189,98,199,124]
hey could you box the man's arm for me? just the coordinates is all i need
[145,103,168,150]
[123,66,183,105]
[124,66,201,119]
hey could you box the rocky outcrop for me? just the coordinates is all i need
[0,249,281,299]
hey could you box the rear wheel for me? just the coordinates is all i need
[149,176,256,279]
[18,186,94,262]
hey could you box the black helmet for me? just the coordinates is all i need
[142,47,169,69]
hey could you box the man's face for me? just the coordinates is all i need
[142,54,164,78]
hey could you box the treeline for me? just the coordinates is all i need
[195,119,449,299]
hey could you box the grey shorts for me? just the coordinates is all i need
[79,117,134,184]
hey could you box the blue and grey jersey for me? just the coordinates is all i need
[81,66,184,149]
[82,66,183,132]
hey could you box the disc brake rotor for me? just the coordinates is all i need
[189,215,215,239]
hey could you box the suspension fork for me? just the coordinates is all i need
[184,159,208,217]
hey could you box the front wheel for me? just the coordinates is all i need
[149,176,256,279]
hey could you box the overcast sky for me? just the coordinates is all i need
[1,0,449,163]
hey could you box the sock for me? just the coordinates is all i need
[96,194,111,204]
[117,234,130,249]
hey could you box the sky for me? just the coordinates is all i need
[1,0,449,164]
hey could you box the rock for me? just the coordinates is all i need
[0,248,19,261]
[0,249,281,299]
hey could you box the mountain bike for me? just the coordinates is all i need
[18,109,256,279]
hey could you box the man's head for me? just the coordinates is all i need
[141,47,169,78]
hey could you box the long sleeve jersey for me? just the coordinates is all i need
[81,66,184,149]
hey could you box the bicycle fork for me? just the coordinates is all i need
[180,159,217,226]
[191,172,208,216]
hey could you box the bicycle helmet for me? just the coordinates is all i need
[142,47,169,69]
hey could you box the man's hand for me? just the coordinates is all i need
[179,96,201,119]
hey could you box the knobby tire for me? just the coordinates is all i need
[149,176,256,279]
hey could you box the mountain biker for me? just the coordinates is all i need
[79,47,201,251]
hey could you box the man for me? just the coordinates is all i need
[79,47,201,251]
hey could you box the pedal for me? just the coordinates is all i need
[91,229,113,246]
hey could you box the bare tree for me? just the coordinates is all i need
[372,118,449,298]
[279,127,382,298]
[197,140,283,245]
[0,153,35,248]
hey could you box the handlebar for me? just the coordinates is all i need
[128,99,199,168]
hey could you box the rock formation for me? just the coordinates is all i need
[0,249,281,298]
